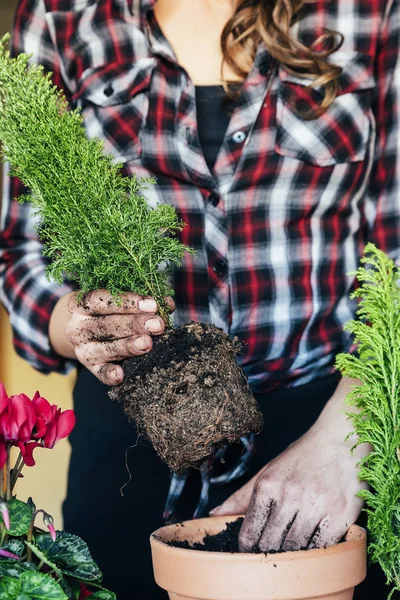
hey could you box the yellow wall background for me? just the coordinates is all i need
[0,1,75,528]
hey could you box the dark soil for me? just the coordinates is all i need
[109,322,263,472]
[165,518,335,554]
[167,518,245,553]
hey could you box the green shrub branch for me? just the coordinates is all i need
[0,34,194,318]
[336,243,400,597]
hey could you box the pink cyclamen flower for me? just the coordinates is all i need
[23,404,76,466]
[43,513,57,542]
[0,383,36,468]
[0,384,76,468]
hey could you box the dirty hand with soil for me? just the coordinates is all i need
[212,377,370,553]
[49,289,173,385]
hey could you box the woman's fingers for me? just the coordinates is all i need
[75,334,155,386]
[165,296,176,312]
[68,289,176,316]
[68,290,152,315]
[281,515,322,552]
[308,515,348,549]
[92,362,125,387]
[69,313,166,343]
[238,480,274,552]
[66,289,175,385]
[257,502,298,552]
[75,334,154,368]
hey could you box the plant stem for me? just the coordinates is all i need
[27,508,48,562]
[0,467,3,501]
[10,452,24,493]
[5,445,11,501]
[0,526,6,546]
[26,516,35,562]
[1,466,6,499]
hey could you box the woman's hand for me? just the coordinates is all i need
[211,377,369,552]
[50,290,174,386]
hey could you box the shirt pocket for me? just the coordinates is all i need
[72,59,156,162]
[275,52,375,167]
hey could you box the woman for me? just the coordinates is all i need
[0,0,398,597]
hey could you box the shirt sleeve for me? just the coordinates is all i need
[367,0,400,258]
[0,0,76,374]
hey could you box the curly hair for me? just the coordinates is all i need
[221,0,343,115]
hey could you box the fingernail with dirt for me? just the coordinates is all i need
[145,318,163,333]
[110,368,122,383]
[134,336,151,351]
[139,298,158,312]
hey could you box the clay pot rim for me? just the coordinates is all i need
[150,517,365,563]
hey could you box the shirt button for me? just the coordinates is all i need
[104,84,114,97]
[212,260,227,278]
[208,192,220,207]
[232,130,247,144]
[185,127,192,143]
[259,59,270,77]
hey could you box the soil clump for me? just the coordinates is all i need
[109,322,263,472]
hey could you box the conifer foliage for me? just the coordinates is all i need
[0,34,193,315]
[336,244,400,597]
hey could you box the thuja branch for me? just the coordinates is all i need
[336,243,400,597]
[0,34,194,316]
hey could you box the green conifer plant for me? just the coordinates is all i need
[0,34,263,474]
[0,34,190,318]
[336,243,400,597]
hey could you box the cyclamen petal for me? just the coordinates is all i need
[0,549,20,560]
[43,513,57,542]
[33,416,47,439]
[21,441,42,467]
[42,412,58,448]
[0,442,7,470]
[47,523,57,542]
[54,410,76,442]
[0,383,8,414]
[10,394,36,443]
[32,393,57,439]
[0,394,36,443]
[32,393,52,425]
[0,409,13,441]
[43,409,76,449]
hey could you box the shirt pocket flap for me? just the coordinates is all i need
[72,59,155,162]
[73,58,156,107]
[276,52,375,166]
[278,51,375,95]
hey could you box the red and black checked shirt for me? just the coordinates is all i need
[1,0,400,393]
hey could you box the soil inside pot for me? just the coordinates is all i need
[109,322,263,473]
[165,518,331,554]
[167,518,246,553]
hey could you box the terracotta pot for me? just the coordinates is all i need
[150,516,367,600]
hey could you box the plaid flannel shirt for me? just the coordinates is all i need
[1,0,400,396]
